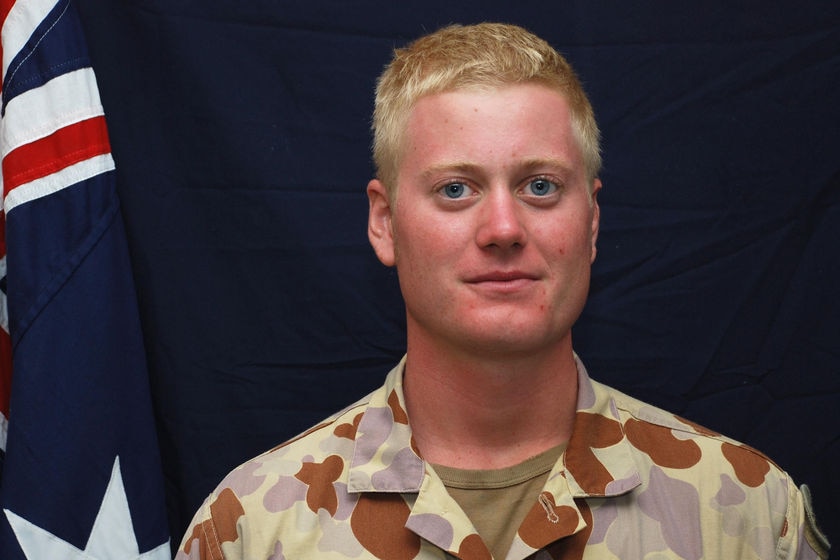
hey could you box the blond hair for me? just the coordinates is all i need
[372,22,602,193]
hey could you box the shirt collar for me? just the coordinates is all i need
[347,356,425,493]
[554,356,642,497]
[347,355,642,498]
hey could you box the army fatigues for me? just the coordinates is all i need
[178,357,828,560]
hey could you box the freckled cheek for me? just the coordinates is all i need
[546,226,595,257]
[537,285,549,312]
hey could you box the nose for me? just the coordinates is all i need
[475,189,527,250]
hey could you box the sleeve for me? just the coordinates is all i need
[175,488,247,560]
[778,481,830,560]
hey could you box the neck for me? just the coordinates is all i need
[402,335,579,470]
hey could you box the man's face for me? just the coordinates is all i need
[368,83,601,358]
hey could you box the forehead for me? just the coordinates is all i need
[399,84,584,177]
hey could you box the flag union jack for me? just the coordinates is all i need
[0,1,170,558]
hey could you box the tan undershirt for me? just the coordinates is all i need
[431,443,566,560]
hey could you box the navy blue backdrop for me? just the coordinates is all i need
[76,1,839,553]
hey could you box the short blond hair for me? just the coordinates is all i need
[372,22,602,193]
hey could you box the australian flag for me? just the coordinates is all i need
[0,0,170,558]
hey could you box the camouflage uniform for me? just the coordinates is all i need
[178,357,829,559]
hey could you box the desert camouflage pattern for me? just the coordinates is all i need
[178,357,828,559]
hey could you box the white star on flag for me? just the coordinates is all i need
[3,457,169,560]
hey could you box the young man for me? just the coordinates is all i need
[177,23,828,560]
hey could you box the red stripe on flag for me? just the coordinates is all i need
[0,0,17,87]
[2,115,111,198]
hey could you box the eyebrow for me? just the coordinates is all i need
[419,162,481,182]
[518,157,575,175]
[419,157,574,181]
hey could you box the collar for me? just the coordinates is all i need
[346,355,642,499]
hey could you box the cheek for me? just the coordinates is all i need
[394,216,460,263]
[539,221,595,265]
[560,210,597,251]
[392,224,437,285]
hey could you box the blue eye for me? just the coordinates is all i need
[442,182,469,199]
[526,178,557,196]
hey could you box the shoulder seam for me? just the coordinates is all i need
[201,511,225,560]
[265,401,369,455]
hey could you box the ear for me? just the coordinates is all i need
[367,179,396,267]
[589,178,602,264]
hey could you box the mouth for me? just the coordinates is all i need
[467,270,538,282]
[464,271,539,292]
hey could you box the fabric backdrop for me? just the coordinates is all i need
[76,0,839,553]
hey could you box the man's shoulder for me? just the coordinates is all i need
[250,394,373,470]
[592,379,787,479]
[176,389,387,560]
[574,379,828,560]
[210,363,408,505]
